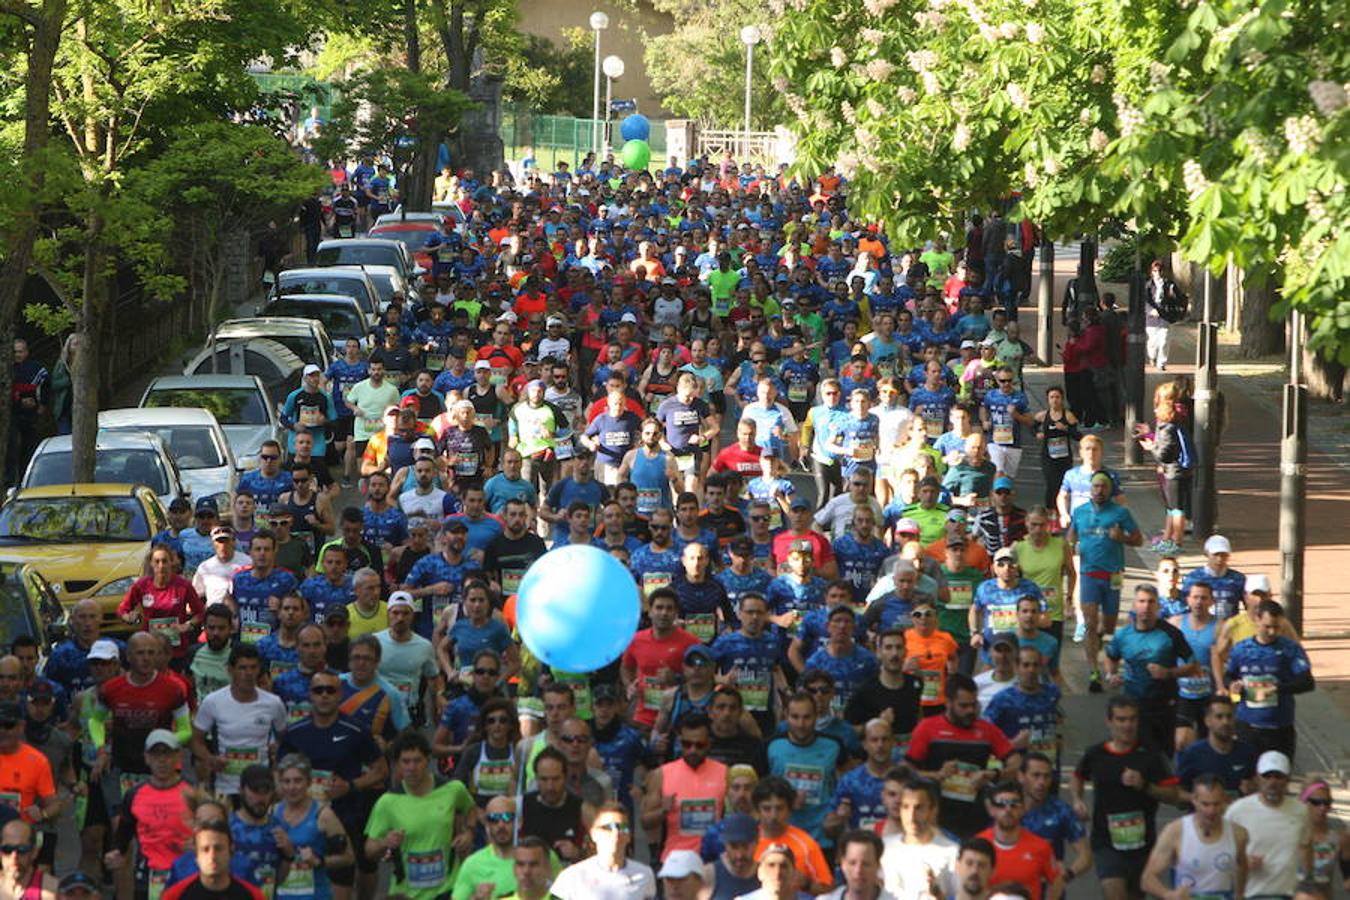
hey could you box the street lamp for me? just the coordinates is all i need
[740,25,762,162]
[589,11,610,161]
[602,54,625,157]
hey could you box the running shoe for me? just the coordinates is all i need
[1073,620,1087,643]
[1088,670,1103,693]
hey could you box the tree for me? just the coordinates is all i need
[643,0,784,128]
[0,0,66,488]
[124,123,330,331]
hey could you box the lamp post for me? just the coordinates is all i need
[589,11,609,161]
[602,54,625,158]
[740,25,762,162]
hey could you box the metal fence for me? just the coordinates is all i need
[499,104,667,175]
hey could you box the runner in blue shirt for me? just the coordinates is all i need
[803,607,878,712]
[980,366,1035,479]
[716,536,774,606]
[298,545,355,623]
[825,720,895,833]
[1174,696,1259,797]
[1020,752,1090,875]
[710,592,789,733]
[232,531,300,642]
[1180,534,1248,621]
[766,694,845,843]
[985,646,1064,775]
[971,549,1045,654]
[1223,598,1313,761]
[829,390,880,479]
[1067,470,1142,693]
[1105,585,1196,752]
[832,509,889,605]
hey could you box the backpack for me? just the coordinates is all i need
[1158,284,1188,324]
[1174,423,1196,471]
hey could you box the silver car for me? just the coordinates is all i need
[140,374,283,470]
[20,433,188,510]
[98,407,238,512]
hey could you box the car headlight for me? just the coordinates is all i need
[238,454,260,471]
[94,576,137,598]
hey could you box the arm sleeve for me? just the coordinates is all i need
[88,694,109,747]
[172,704,192,745]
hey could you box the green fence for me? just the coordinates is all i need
[499,104,666,173]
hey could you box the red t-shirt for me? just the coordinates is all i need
[710,444,763,477]
[770,530,836,569]
[621,628,701,728]
[976,827,1061,900]
[98,673,189,771]
[123,780,195,869]
[162,875,265,900]
[585,395,646,424]
[117,576,205,658]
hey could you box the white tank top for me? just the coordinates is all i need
[1175,814,1239,897]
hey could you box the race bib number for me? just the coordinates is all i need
[477,760,514,796]
[299,406,325,427]
[784,765,824,805]
[853,442,876,461]
[787,383,809,403]
[223,746,264,777]
[1178,665,1213,698]
[641,571,672,594]
[636,488,660,515]
[642,677,667,711]
[286,701,312,725]
[1107,810,1147,851]
[147,869,169,900]
[684,613,716,643]
[309,769,334,801]
[149,616,181,647]
[424,355,446,372]
[1028,724,1057,757]
[449,452,477,476]
[741,670,770,712]
[988,606,1018,634]
[1244,673,1278,709]
[920,669,943,704]
[241,622,271,644]
[947,583,973,610]
[924,415,944,438]
[269,659,297,680]
[1047,435,1070,459]
[678,798,717,835]
[940,761,981,803]
[501,568,525,595]
[405,849,447,889]
[489,371,507,387]
[675,453,696,473]
[993,424,1014,445]
[278,864,315,897]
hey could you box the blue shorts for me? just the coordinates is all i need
[1081,575,1121,618]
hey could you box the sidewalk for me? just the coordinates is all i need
[1021,254,1350,781]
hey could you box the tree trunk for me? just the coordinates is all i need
[71,214,107,484]
[1237,265,1284,358]
[0,0,68,489]
[1304,348,1346,403]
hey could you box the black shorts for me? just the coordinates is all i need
[1175,695,1211,733]
[354,439,370,459]
[1094,846,1149,888]
[707,393,726,415]
[332,416,355,441]
[1237,721,1296,763]
[36,829,55,867]
[1160,474,1191,512]
[1045,619,1064,646]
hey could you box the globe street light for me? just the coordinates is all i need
[590,11,610,160]
[740,25,762,162]
[603,54,625,157]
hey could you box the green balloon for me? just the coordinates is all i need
[620,139,651,170]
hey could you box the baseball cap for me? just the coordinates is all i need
[946,508,968,523]
[195,497,219,515]
[57,872,102,895]
[546,316,564,327]
[684,644,714,665]
[993,546,1018,564]
[87,639,120,661]
[1245,573,1272,595]
[788,539,814,555]
[979,336,999,347]
[323,605,350,623]
[400,394,420,409]
[413,437,435,452]
[993,475,1015,492]
[989,632,1018,650]
[720,813,758,844]
[474,359,493,370]
[894,517,921,535]
[1204,534,1233,555]
[592,683,622,703]
[497,310,519,323]
[789,496,812,511]
[210,525,235,541]
[387,591,417,611]
[443,517,469,532]
[26,679,53,701]
[144,728,180,752]
[620,312,639,324]
[1257,750,1291,776]
[960,339,977,350]
[918,476,942,490]
[302,363,322,377]
[728,535,754,555]
[658,850,705,880]
[759,843,796,865]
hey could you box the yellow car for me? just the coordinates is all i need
[0,484,168,635]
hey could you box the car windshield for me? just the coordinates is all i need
[0,496,151,542]
[316,246,400,269]
[103,425,225,469]
[266,300,364,342]
[25,449,171,496]
[145,387,270,426]
[277,276,365,304]
[370,230,433,253]
[365,273,397,304]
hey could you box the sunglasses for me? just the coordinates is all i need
[473,668,500,676]
[989,797,1022,809]
[749,515,769,522]
[649,524,671,531]
[560,734,590,744]
[911,610,935,618]
[996,379,1013,385]
[486,811,517,823]
[595,822,631,833]
[259,454,279,461]
[310,685,340,695]
[1308,798,1333,807]
[0,844,32,855]
[806,685,833,695]
[486,715,512,725]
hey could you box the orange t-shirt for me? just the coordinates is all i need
[904,629,960,707]
[976,827,1061,900]
[0,744,55,822]
[923,538,991,574]
[755,825,833,891]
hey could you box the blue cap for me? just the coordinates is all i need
[720,813,758,843]
[993,475,1015,492]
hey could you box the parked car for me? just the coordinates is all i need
[185,317,334,375]
[369,220,440,273]
[0,563,64,650]
[98,407,237,512]
[0,484,168,633]
[334,263,408,312]
[272,267,381,328]
[20,433,188,511]
[260,294,371,349]
[314,238,421,283]
[140,374,283,470]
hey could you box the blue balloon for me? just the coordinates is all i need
[619,113,651,142]
[515,545,640,673]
